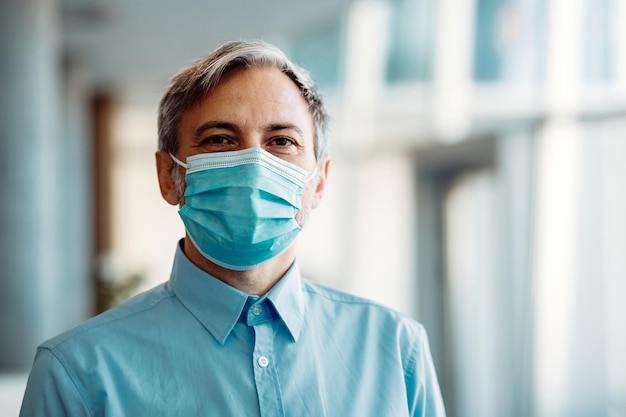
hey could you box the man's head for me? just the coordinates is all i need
[154,40,331,281]
[157,40,330,161]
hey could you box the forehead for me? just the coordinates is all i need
[178,66,314,137]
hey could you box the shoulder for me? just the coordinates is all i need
[23,284,178,415]
[301,280,434,382]
[302,279,416,317]
[301,279,428,342]
[40,283,174,352]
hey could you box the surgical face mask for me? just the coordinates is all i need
[170,147,315,271]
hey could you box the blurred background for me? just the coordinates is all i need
[1,0,625,415]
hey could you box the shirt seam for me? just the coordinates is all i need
[302,284,393,309]
[43,290,176,350]
[403,336,420,382]
[43,346,95,417]
[403,324,426,401]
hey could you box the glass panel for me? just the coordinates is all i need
[582,0,612,82]
[474,0,505,80]
[288,20,343,91]
[473,0,545,83]
[385,0,435,82]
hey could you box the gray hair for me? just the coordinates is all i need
[158,40,330,161]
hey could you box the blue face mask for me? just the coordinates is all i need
[170,147,314,271]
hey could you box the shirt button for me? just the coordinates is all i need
[258,356,269,368]
[251,305,263,316]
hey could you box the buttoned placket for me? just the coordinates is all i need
[247,299,285,417]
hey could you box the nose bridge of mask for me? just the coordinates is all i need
[169,148,318,200]
[174,148,309,182]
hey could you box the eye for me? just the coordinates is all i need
[201,135,231,145]
[269,136,295,147]
[197,135,237,152]
[266,136,299,156]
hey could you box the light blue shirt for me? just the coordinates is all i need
[20,241,445,416]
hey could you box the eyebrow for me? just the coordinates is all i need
[265,123,305,138]
[193,121,305,139]
[193,121,239,139]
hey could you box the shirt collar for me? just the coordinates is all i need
[265,260,304,342]
[168,240,304,344]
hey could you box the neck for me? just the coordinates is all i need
[183,236,295,296]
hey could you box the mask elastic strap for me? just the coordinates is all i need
[169,153,187,169]
[305,165,318,183]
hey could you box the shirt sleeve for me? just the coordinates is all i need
[405,326,447,417]
[20,348,92,417]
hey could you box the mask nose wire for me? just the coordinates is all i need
[169,153,187,169]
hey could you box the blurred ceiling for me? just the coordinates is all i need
[61,0,351,91]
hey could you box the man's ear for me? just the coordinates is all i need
[155,150,182,206]
[311,158,331,209]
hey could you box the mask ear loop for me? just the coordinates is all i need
[305,165,318,183]
[169,153,187,169]
[169,153,188,205]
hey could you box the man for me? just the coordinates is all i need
[20,40,446,416]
